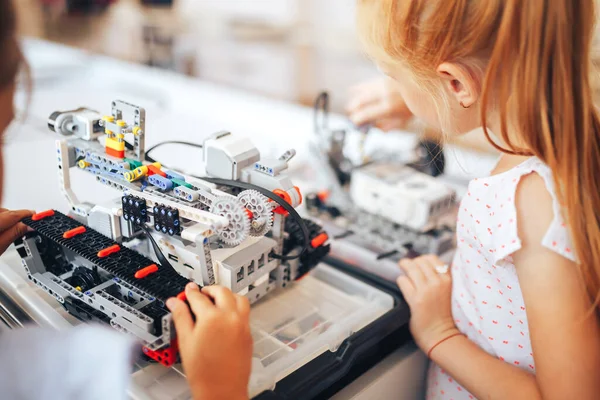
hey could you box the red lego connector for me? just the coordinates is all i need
[310,233,329,248]
[134,264,159,279]
[97,244,120,258]
[63,226,86,239]
[32,210,55,221]
[272,189,291,216]
[176,291,187,302]
[142,339,178,367]
[147,164,166,177]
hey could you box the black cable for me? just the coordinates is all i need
[314,91,329,136]
[145,141,203,164]
[139,223,173,269]
[133,140,309,260]
[125,140,203,163]
[200,177,309,261]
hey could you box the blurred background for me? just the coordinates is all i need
[15,0,376,113]
[13,0,600,155]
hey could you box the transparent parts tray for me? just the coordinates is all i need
[130,263,394,399]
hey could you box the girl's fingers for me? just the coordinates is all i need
[201,286,237,312]
[349,101,394,127]
[412,256,440,283]
[424,255,452,282]
[0,209,34,233]
[346,89,378,114]
[396,275,416,304]
[399,258,427,289]
[235,294,250,318]
[0,222,30,255]
[166,297,194,345]
[375,117,410,132]
[185,282,216,316]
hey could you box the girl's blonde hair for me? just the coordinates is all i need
[358,0,600,312]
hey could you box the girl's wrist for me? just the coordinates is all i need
[417,322,460,353]
[191,385,248,400]
[426,329,463,359]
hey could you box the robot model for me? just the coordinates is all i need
[15,100,330,367]
[306,92,456,272]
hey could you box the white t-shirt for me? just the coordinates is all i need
[427,157,575,400]
[0,324,137,400]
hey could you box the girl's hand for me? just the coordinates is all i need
[0,208,34,254]
[346,77,413,131]
[167,283,252,400]
[397,255,459,353]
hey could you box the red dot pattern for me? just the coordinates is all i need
[426,158,575,399]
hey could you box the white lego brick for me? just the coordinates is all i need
[180,223,213,242]
[124,188,228,229]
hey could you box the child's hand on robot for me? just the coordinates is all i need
[167,282,252,400]
[397,255,459,354]
[346,76,414,132]
[0,208,34,255]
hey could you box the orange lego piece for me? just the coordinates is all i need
[134,264,159,279]
[294,186,302,205]
[310,233,329,248]
[273,189,292,215]
[97,244,120,258]
[105,147,125,159]
[32,210,55,221]
[63,226,86,239]
[147,164,166,177]
[317,190,330,202]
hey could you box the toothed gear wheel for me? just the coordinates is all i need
[237,190,275,237]
[209,196,251,246]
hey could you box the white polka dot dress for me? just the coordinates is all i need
[426,157,575,400]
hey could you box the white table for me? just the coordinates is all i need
[0,38,498,399]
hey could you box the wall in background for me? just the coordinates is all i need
[16,0,378,111]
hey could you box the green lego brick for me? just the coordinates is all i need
[171,178,193,189]
[124,157,143,169]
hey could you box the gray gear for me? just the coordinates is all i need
[209,196,251,246]
[237,190,275,237]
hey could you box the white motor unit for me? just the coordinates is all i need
[349,163,455,231]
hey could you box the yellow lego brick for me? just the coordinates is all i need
[78,160,91,169]
[124,166,146,182]
[116,134,125,140]
[105,129,114,136]
[106,137,125,152]
[124,162,162,182]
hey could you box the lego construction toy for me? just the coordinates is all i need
[306,92,456,272]
[15,100,330,367]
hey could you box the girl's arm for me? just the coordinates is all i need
[398,256,543,400]
[428,333,541,399]
[511,173,600,399]
[398,173,600,400]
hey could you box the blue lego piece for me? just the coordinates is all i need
[165,170,185,181]
[148,174,174,191]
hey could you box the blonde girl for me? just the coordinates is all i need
[356,1,600,399]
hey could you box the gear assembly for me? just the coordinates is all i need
[16,100,330,367]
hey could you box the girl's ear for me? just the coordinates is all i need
[436,62,480,108]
